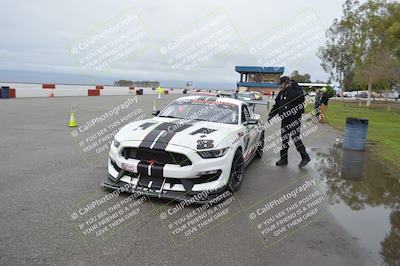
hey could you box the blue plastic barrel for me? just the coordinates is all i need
[343,117,368,150]
[1,86,10,98]
[341,148,365,181]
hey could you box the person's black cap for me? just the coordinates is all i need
[278,76,290,85]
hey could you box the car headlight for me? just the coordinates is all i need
[198,147,229,159]
[113,139,121,148]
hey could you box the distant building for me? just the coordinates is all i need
[235,66,284,94]
[298,83,334,91]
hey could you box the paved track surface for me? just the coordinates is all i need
[0,95,376,265]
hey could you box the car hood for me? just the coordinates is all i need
[115,117,238,150]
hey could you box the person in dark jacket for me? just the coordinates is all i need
[319,87,329,123]
[268,76,311,167]
[314,89,322,118]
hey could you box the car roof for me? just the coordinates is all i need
[176,95,243,106]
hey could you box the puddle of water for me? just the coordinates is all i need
[314,143,400,266]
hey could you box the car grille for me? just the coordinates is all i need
[121,148,192,166]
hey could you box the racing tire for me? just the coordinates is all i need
[255,131,265,159]
[227,149,245,192]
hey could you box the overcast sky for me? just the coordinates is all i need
[0,0,346,88]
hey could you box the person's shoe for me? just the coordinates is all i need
[298,154,311,168]
[276,159,288,166]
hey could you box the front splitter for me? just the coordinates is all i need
[102,175,228,204]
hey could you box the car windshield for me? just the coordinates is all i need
[158,98,239,124]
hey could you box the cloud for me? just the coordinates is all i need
[0,0,345,86]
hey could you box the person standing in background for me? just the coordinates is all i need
[314,89,322,118]
[319,87,329,123]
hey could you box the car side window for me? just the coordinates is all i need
[242,105,250,124]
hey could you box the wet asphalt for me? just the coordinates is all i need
[0,95,377,265]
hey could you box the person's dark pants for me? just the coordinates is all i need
[314,103,320,117]
[280,115,308,160]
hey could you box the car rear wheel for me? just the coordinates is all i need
[228,149,244,192]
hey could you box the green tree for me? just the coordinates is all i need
[114,80,133,86]
[318,0,355,99]
[325,85,335,98]
[290,70,311,83]
[318,0,400,106]
[350,0,400,106]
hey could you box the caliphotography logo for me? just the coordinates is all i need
[69,7,153,72]
[246,8,325,70]
[1,1,399,265]
[157,8,243,72]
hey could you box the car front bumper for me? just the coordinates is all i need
[104,142,234,203]
[102,174,228,204]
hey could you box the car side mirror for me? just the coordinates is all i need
[246,118,259,125]
[152,110,160,116]
[252,114,261,120]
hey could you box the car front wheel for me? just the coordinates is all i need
[228,149,245,192]
[255,131,265,159]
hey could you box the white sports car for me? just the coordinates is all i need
[103,96,265,203]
